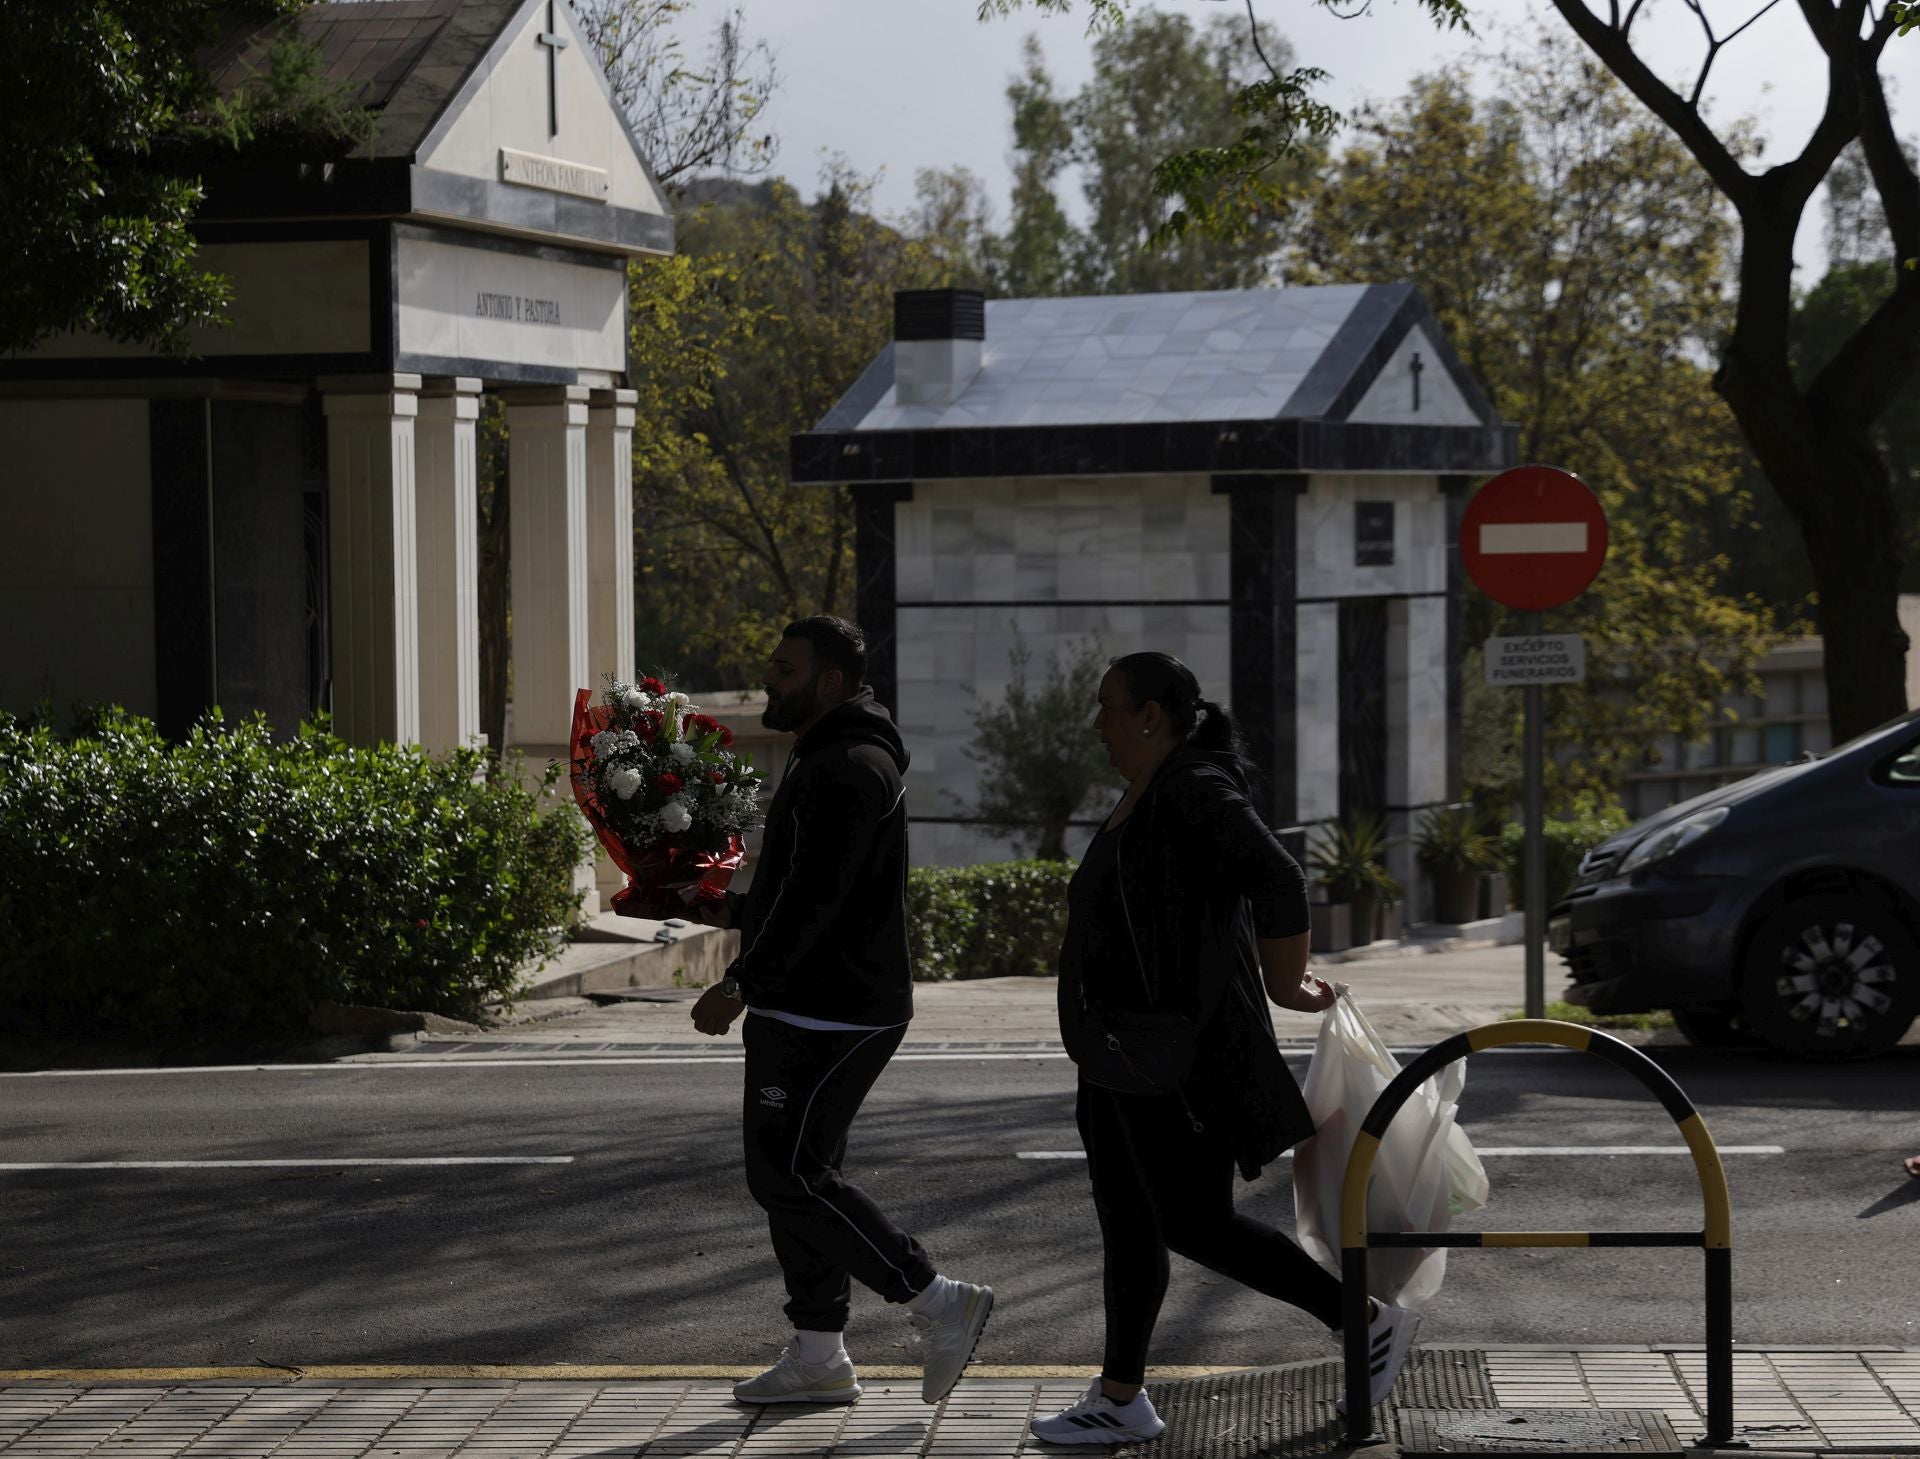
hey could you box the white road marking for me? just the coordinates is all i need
[1017,1146,1786,1160]
[0,1157,576,1171]
[1480,522,1589,554]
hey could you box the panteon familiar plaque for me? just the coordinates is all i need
[500,146,609,202]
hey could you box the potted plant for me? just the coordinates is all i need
[1308,814,1402,946]
[1415,803,1501,925]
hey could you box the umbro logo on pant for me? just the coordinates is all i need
[759,1086,788,1108]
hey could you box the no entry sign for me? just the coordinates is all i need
[1460,465,1608,611]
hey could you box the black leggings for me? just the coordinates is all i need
[1077,1078,1344,1385]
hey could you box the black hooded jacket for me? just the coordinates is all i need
[722,686,914,1025]
[1064,744,1317,1178]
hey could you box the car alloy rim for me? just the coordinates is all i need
[1774,919,1898,1036]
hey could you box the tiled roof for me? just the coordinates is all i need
[835,285,1404,432]
[201,0,526,159]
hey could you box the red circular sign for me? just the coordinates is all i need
[1460,465,1608,611]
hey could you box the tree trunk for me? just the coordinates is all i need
[1718,344,1910,742]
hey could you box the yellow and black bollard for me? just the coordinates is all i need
[1339,1019,1733,1448]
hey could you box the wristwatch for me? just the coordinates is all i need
[716,974,742,1001]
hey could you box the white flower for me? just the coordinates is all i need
[669,740,696,764]
[621,688,647,711]
[666,691,691,712]
[658,800,693,833]
[606,765,645,801]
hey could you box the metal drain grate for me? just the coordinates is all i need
[1397,1407,1683,1456]
[1133,1350,1496,1457]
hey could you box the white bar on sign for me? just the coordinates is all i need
[1481,522,1588,555]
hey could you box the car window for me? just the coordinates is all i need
[1881,739,1920,785]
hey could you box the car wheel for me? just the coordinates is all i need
[1739,894,1920,1059]
[1670,1003,1763,1048]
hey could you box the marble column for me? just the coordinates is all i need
[415,377,482,752]
[321,374,422,746]
[855,484,914,714]
[586,388,638,688]
[505,385,590,747]
[1294,601,1341,828]
[1214,473,1305,835]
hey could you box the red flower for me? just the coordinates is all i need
[416,918,429,930]
[655,771,684,796]
[636,709,663,741]
[711,769,726,784]
[716,725,734,747]
[640,676,667,695]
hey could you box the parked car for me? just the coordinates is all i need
[1550,708,1920,1058]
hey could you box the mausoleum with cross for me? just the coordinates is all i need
[0,0,669,862]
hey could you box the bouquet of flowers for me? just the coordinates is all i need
[569,676,766,919]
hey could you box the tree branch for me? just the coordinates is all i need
[1544,0,1756,209]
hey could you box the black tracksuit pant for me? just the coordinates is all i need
[741,1012,937,1332]
[1078,1078,1344,1384]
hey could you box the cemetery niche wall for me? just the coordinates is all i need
[0,0,670,773]
[793,286,1517,923]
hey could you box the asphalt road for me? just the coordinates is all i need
[2,1046,1916,1371]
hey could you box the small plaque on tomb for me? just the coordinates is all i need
[500,147,610,201]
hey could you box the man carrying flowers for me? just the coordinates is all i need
[687,615,993,1409]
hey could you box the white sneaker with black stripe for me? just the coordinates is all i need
[1337,1300,1421,1413]
[1030,1379,1167,1445]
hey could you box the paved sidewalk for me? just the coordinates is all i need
[404,943,1546,1063]
[5,1347,1918,1456]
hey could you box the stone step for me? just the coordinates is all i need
[514,911,737,999]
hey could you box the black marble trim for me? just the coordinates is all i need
[1295,590,1448,605]
[0,351,388,384]
[378,223,398,367]
[894,290,986,342]
[1214,473,1305,830]
[790,418,1517,484]
[1277,283,1412,421]
[854,483,914,717]
[1279,285,1500,429]
[391,219,632,273]
[814,343,895,432]
[394,352,584,385]
[195,158,415,223]
[150,399,216,739]
[1440,473,1471,801]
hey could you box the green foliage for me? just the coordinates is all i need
[1291,41,1775,811]
[0,709,586,1044]
[949,629,1123,861]
[1496,796,1632,907]
[625,170,966,688]
[0,2,374,355]
[1307,814,1402,901]
[1415,804,1500,873]
[906,860,1076,981]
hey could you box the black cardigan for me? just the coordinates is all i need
[1103,744,1318,1179]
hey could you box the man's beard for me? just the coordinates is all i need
[761,677,823,732]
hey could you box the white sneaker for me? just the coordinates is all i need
[1031,1379,1167,1445]
[1337,1300,1421,1413]
[732,1346,862,1405]
[910,1280,994,1402]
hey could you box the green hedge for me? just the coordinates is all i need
[906,859,1074,981]
[0,709,587,1043]
[1496,798,1633,906]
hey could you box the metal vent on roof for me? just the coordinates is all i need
[894,289,986,342]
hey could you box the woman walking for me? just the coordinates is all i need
[1031,652,1418,1445]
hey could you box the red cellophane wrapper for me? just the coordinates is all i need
[569,688,746,920]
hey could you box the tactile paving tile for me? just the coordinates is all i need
[1395,1407,1682,1456]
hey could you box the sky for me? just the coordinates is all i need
[667,0,1918,276]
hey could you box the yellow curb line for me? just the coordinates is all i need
[0,1365,1244,1383]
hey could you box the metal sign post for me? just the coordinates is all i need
[1523,612,1547,1019]
[1460,467,1609,1023]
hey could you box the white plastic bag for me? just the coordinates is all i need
[1291,991,1489,1310]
